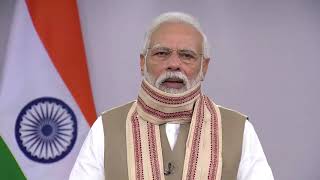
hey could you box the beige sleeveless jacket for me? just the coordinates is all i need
[102,102,247,180]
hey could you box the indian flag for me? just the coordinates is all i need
[0,0,96,179]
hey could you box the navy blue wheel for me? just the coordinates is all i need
[15,97,77,163]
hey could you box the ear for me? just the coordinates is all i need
[140,54,146,76]
[201,58,210,80]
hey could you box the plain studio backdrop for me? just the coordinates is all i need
[1,0,319,179]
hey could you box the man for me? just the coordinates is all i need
[70,12,274,180]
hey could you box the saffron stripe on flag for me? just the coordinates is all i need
[0,1,96,179]
[25,0,96,126]
[0,136,26,180]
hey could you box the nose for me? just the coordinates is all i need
[166,51,181,71]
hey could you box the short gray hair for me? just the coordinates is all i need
[141,12,210,59]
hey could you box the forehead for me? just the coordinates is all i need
[149,22,203,51]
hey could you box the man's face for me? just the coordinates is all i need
[140,22,209,94]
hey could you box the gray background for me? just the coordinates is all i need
[1,0,319,179]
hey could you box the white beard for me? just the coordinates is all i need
[143,61,203,94]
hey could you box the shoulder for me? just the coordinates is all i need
[218,105,249,122]
[100,101,135,127]
[217,105,248,135]
[101,101,135,119]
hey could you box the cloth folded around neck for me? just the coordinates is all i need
[126,79,223,180]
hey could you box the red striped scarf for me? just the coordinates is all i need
[126,80,222,180]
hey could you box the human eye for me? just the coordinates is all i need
[179,50,197,61]
[151,47,171,58]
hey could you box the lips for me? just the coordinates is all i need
[161,78,185,89]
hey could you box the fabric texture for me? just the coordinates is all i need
[101,102,247,180]
[69,118,275,180]
[125,80,222,180]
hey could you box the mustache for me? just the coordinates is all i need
[155,71,189,88]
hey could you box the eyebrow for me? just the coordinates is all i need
[149,43,163,49]
[150,44,198,52]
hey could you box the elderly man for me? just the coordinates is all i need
[70,12,274,180]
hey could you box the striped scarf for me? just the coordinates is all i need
[126,79,222,180]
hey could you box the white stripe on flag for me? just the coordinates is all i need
[0,1,90,179]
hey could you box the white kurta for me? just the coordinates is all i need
[69,117,274,180]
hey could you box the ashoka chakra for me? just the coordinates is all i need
[15,97,77,163]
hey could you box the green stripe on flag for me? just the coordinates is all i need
[0,136,26,180]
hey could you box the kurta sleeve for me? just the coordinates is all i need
[69,116,105,180]
[237,121,274,180]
